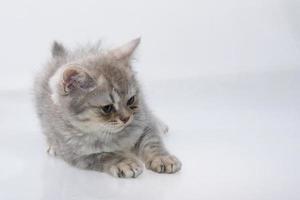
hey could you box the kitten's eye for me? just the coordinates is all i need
[127,96,135,106]
[101,104,114,114]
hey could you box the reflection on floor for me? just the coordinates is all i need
[0,71,299,200]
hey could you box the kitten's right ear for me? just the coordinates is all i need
[62,66,95,94]
[108,38,141,61]
[52,41,67,58]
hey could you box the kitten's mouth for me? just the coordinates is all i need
[122,116,133,126]
[111,116,133,131]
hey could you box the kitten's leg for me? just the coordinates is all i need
[135,129,181,174]
[155,116,169,135]
[68,152,143,178]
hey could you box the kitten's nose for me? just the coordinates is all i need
[119,116,130,124]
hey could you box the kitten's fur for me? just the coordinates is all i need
[34,38,181,178]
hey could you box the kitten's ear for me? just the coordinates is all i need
[109,38,141,60]
[62,66,95,94]
[52,41,67,58]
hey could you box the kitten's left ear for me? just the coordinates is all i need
[52,41,67,58]
[61,66,95,94]
[109,38,141,60]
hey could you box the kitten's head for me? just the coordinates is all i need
[50,38,142,134]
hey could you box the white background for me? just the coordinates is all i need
[0,0,299,199]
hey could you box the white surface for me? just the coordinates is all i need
[0,0,300,90]
[0,70,299,200]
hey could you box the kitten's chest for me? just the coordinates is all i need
[100,126,143,152]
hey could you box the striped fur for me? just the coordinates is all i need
[34,38,181,178]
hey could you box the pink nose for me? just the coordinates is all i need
[119,116,130,123]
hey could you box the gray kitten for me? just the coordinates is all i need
[34,38,181,178]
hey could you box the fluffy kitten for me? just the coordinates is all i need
[34,38,181,178]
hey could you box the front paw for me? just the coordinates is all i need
[109,158,143,178]
[146,155,182,174]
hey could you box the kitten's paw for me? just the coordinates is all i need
[109,158,143,178]
[146,155,181,174]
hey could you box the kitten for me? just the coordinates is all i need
[34,38,181,178]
